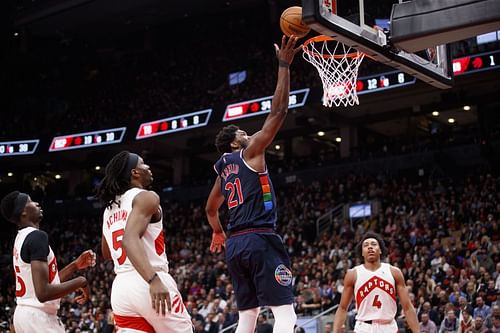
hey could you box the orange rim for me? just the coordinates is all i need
[303,35,364,59]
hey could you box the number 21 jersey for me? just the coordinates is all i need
[354,263,397,321]
[214,149,277,232]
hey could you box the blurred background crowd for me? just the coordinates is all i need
[1,171,498,332]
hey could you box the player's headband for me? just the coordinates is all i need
[121,152,139,180]
[11,192,29,222]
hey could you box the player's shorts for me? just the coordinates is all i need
[354,319,398,333]
[13,305,64,333]
[111,269,192,333]
[225,230,294,310]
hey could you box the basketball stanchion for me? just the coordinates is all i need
[302,35,365,108]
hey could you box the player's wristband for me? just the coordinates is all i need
[278,59,290,68]
[147,272,158,284]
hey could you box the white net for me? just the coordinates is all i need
[302,36,365,107]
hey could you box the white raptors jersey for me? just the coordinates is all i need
[102,188,168,274]
[354,263,397,321]
[13,227,60,314]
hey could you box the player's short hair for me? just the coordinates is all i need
[356,231,387,258]
[215,125,239,153]
[96,151,135,208]
[1,191,24,225]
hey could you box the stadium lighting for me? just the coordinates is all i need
[95,166,101,171]
[448,118,456,124]
[335,137,342,143]
[7,172,13,177]
[317,131,325,137]
[463,105,471,111]
[432,111,439,116]
[55,174,62,179]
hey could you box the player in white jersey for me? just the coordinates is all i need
[333,232,421,333]
[1,191,95,333]
[97,151,192,333]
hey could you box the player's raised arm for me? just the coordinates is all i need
[392,266,421,333]
[333,269,356,333]
[244,35,301,162]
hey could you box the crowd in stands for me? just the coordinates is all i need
[0,170,499,333]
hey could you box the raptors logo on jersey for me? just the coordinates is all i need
[354,263,397,321]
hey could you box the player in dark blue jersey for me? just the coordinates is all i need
[206,35,301,333]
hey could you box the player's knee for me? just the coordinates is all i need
[270,304,296,324]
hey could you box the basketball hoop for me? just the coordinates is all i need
[302,35,365,107]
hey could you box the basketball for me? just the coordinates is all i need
[280,6,311,38]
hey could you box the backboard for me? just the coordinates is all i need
[302,0,454,89]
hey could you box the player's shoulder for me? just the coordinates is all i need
[25,228,48,242]
[22,228,49,252]
[345,267,358,282]
[132,190,160,208]
[388,264,404,279]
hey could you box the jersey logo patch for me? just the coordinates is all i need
[355,276,396,307]
[172,294,185,314]
[48,257,58,283]
[274,264,292,286]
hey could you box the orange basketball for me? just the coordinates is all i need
[280,6,311,38]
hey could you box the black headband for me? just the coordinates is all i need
[11,192,29,222]
[121,153,139,179]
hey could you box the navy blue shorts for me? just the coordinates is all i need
[225,231,294,310]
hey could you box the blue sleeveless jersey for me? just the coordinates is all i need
[214,150,277,232]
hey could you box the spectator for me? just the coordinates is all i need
[475,297,492,320]
[421,312,438,333]
[256,314,273,333]
[439,310,459,333]
[470,316,488,333]
[458,310,474,333]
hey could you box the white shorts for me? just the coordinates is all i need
[111,270,192,333]
[13,305,64,333]
[354,320,398,333]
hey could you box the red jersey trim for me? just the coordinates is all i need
[114,314,155,333]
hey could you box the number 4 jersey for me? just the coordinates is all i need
[214,149,277,232]
[354,263,397,322]
[102,188,168,274]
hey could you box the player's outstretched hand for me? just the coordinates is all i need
[210,231,226,253]
[149,276,171,316]
[74,276,90,304]
[274,35,302,66]
[75,250,96,270]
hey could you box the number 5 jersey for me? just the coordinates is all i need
[13,226,61,314]
[102,188,168,274]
